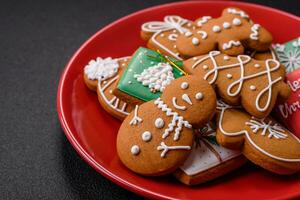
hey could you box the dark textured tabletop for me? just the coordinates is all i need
[1,0,299,199]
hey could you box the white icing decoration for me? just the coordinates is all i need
[154,98,192,141]
[197,31,208,39]
[232,18,242,26]
[227,8,249,19]
[222,22,231,29]
[193,57,198,61]
[172,97,186,110]
[222,40,241,50]
[245,118,287,139]
[292,38,300,47]
[181,82,189,89]
[254,64,260,68]
[203,65,208,70]
[129,105,143,125]
[275,44,300,73]
[250,85,256,91]
[157,142,191,158]
[182,94,192,105]
[134,62,174,93]
[173,30,177,33]
[197,16,212,27]
[217,101,300,162]
[226,74,233,79]
[185,31,192,37]
[142,131,152,142]
[84,57,119,81]
[97,57,130,116]
[173,45,176,49]
[155,118,164,129]
[192,37,200,45]
[168,33,178,41]
[141,15,190,60]
[195,92,204,100]
[131,145,140,155]
[212,25,221,33]
[192,51,282,112]
[223,56,230,60]
[160,33,165,37]
[250,24,260,40]
[274,43,285,52]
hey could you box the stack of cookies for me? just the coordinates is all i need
[83,7,300,185]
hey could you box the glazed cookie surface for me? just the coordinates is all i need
[176,7,273,57]
[184,51,290,118]
[117,75,216,176]
[216,101,300,175]
[83,56,135,120]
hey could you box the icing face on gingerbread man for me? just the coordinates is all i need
[117,76,216,176]
[176,7,273,57]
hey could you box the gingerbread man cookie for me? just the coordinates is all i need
[141,15,195,60]
[174,123,246,185]
[117,76,216,176]
[184,51,290,118]
[83,57,135,120]
[176,7,273,57]
[216,101,300,175]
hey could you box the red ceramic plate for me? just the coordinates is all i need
[57,1,300,199]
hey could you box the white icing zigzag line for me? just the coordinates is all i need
[197,16,212,27]
[129,105,143,125]
[217,103,300,162]
[154,98,192,141]
[192,51,282,112]
[245,118,287,139]
[157,142,191,158]
[250,24,260,40]
[227,8,249,19]
[142,15,189,34]
[222,40,241,50]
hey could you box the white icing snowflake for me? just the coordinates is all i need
[276,47,300,73]
[134,62,175,93]
[245,118,288,139]
[84,57,119,81]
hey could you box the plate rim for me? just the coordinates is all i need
[56,1,300,199]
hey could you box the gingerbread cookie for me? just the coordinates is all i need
[117,76,216,176]
[184,51,290,118]
[176,7,273,57]
[246,47,277,61]
[141,15,195,60]
[174,123,246,185]
[216,101,300,175]
[83,56,135,120]
[114,47,184,105]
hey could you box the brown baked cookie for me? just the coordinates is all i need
[174,123,246,185]
[184,51,290,118]
[246,47,277,60]
[83,56,135,120]
[117,76,216,176]
[141,15,195,60]
[176,7,273,57]
[216,101,300,175]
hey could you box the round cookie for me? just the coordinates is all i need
[117,75,216,176]
[83,56,135,120]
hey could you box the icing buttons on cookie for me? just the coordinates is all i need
[142,131,152,142]
[232,18,242,26]
[185,31,192,37]
[181,82,189,89]
[195,92,204,100]
[203,65,208,70]
[131,145,140,155]
[192,37,200,45]
[223,22,231,29]
[250,85,256,91]
[223,55,230,60]
[154,118,164,129]
[226,74,233,79]
[254,64,260,68]
[212,25,221,33]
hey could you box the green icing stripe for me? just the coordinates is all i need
[117,47,183,102]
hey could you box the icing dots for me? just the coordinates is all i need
[226,74,233,79]
[195,92,204,100]
[212,25,221,33]
[232,18,242,26]
[254,64,260,68]
[192,37,200,45]
[250,85,256,91]
[181,82,189,89]
[131,145,140,155]
[155,118,165,129]
[203,65,208,70]
[223,22,231,29]
[84,57,119,81]
[134,62,174,93]
[185,31,192,37]
[223,56,230,61]
[142,131,152,142]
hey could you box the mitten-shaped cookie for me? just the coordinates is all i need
[216,101,300,175]
[176,7,273,57]
[184,51,290,118]
[83,56,135,120]
[141,16,195,60]
[117,76,216,176]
